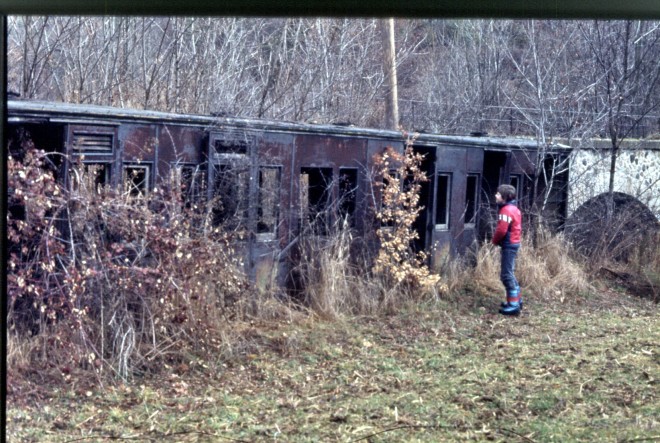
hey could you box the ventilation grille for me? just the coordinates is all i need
[214,139,248,155]
[212,130,254,157]
[72,131,114,154]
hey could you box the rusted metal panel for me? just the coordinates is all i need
[466,146,485,173]
[510,149,536,175]
[157,125,206,164]
[255,132,295,248]
[294,134,372,232]
[119,125,156,161]
[427,144,485,257]
[67,124,117,158]
[7,99,574,287]
[294,134,370,167]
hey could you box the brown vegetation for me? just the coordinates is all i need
[7,142,658,391]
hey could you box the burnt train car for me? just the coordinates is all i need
[7,99,567,285]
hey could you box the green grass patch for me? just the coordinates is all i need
[7,292,659,442]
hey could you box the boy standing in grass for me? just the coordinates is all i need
[492,184,522,316]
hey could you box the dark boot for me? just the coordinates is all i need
[499,301,521,315]
[499,289,521,316]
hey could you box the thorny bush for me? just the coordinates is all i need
[8,142,249,380]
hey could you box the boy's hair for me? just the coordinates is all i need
[497,184,517,202]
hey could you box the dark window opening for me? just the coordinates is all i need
[338,168,358,227]
[435,173,451,229]
[87,163,111,192]
[177,164,204,207]
[541,155,569,229]
[300,167,333,235]
[409,146,434,253]
[465,174,479,227]
[509,174,522,201]
[123,164,149,197]
[380,169,399,227]
[212,163,249,230]
[257,166,282,237]
[482,150,508,199]
[480,150,509,241]
[72,131,114,154]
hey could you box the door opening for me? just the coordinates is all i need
[480,150,509,240]
[410,146,436,253]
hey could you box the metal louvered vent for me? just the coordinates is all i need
[214,139,248,155]
[72,131,114,154]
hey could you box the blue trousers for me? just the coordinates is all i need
[500,244,520,296]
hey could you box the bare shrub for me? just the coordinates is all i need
[7,146,251,380]
[566,192,660,269]
[563,192,660,300]
[595,229,660,302]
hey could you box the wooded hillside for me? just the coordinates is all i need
[8,18,660,139]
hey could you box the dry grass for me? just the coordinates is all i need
[293,219,359,319]
[447,230,593,304]
[592,230,660,303]
[6,333,41,373]
[517,230,593,299]
[293,217,447,320]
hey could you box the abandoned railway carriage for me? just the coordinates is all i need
[7,100,566,286]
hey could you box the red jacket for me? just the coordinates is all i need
[492,201,522,246]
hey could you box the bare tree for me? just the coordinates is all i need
[578,20,660,213]
[7,17,660,141]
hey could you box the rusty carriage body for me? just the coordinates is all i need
[7,100,568,286]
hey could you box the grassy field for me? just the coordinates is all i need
[6,289,659,443]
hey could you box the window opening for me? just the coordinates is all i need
[509,174,522,201]
[541,155,569,229]
[300,167,333,235]
[257,166,282,238]
[175,164,204,207]
[214,139,248,156]
[70,163,112,193]
[338,168,358,226]
[435,173,451,230]
[380,169,399,227]
[212,163,249,230]
[123,164,150,197]
[465,174,479,228]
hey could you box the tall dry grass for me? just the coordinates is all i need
[451,229,593,302]
[291,219,388,318]
[291,216,446,319]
